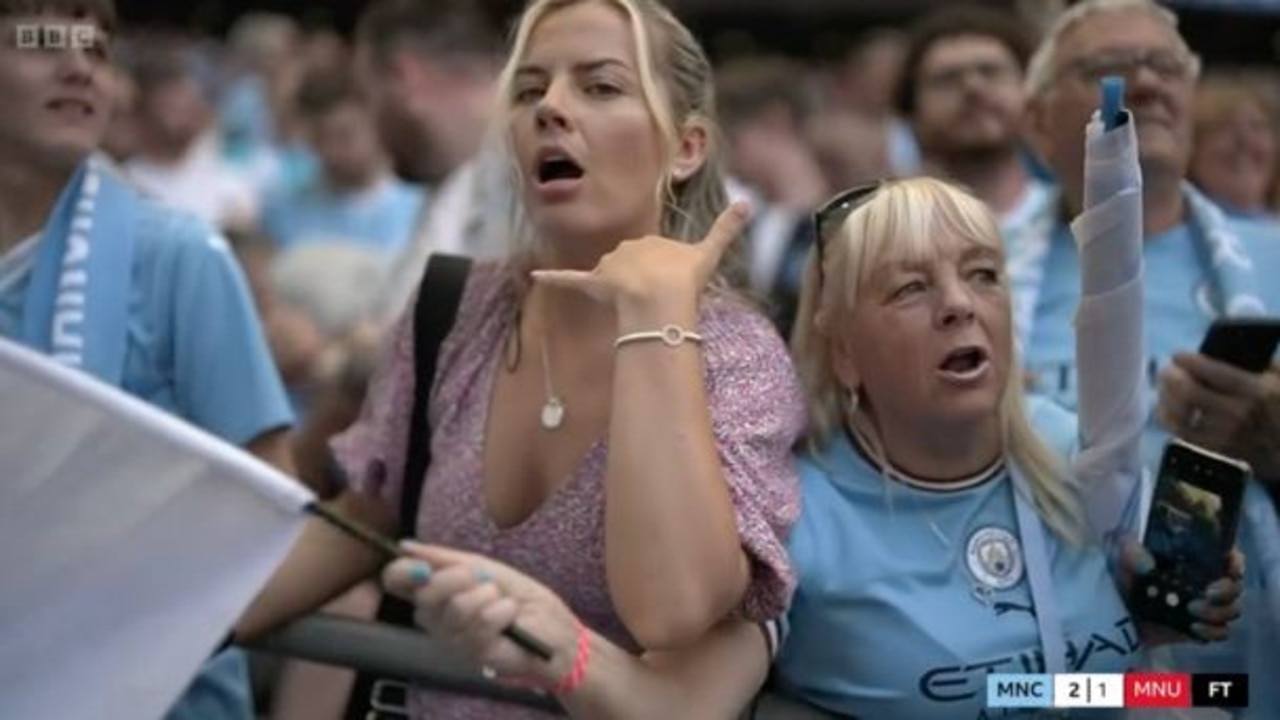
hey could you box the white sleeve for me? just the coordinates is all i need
[1069,111,1147,544]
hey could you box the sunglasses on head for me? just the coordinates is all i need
[813,181,883,283]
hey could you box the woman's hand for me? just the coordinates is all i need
[530,202,750,314]
[382,542,582,688]
[1116,537,1244,646]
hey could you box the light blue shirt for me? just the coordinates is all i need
[261,176,424,253]
[1,198,293,720]
[774,407,1137,719]
[218,78,318,199]
[1021,212,1280,718]
[219,76,273,153]
[887,118,922,176]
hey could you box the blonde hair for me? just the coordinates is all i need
[1024,0,1199,99]
[792,177,1083,542]
[491,0,741,292]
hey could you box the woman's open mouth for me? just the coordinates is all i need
[536,154,584,186]
[937,346,991,383]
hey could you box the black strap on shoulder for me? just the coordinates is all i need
[399,253,472,536]
[344,253,472,720]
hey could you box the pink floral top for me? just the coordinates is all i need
[333,261,804,719]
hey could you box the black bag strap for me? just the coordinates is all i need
[399,253,472,536]
[344,253,472,720]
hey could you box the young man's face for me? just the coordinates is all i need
[0,14,113,172]
[912,34,1026,161]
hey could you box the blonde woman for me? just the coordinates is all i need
[232,0,804,717]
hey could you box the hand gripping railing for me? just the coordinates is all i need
[248,613,563,713]
[250,614,837,719]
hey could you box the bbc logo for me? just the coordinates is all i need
[15,23,98,50]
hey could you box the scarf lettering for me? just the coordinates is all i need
[20,155,133,382]
[51,197,94,366]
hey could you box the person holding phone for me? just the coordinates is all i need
[1009,1,1280,713]
[233,1,804,717]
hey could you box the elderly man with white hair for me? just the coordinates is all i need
[1007,0,1280,716]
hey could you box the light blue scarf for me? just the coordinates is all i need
[1005,182,1267,351]
[21,156,136,385]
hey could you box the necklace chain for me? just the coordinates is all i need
[539,336,565,431]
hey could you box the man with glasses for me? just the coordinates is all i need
[897,6,1048,228]
[1010,1,1280,715]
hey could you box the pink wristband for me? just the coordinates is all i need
[551,617,591,696]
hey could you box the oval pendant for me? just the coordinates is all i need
[540,398,565,430]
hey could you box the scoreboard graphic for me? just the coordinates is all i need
[986,673,1248,709]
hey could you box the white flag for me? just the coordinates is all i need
[0,337,312,720]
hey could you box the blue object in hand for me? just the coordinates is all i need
[1101,76,1125,131]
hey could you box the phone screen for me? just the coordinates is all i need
[1136,441,1246,632]
[1147,474,1227,582]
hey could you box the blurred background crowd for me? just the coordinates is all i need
[85,1,1279,712]
[99,0,1280,437]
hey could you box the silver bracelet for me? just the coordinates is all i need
[614,324,703,349]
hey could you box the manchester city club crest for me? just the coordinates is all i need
[965,526,1024,591]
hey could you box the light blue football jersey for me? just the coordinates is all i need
[774,420,1138,719]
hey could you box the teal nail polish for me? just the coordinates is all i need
[474,568,492,583]
[409,562,433,585]
[1188,600,1207,617]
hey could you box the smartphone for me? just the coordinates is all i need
[1199,317,1280,373]
[1133,438,1249,635]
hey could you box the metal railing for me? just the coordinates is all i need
[250,614,837,719]
[249,613,562,712]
